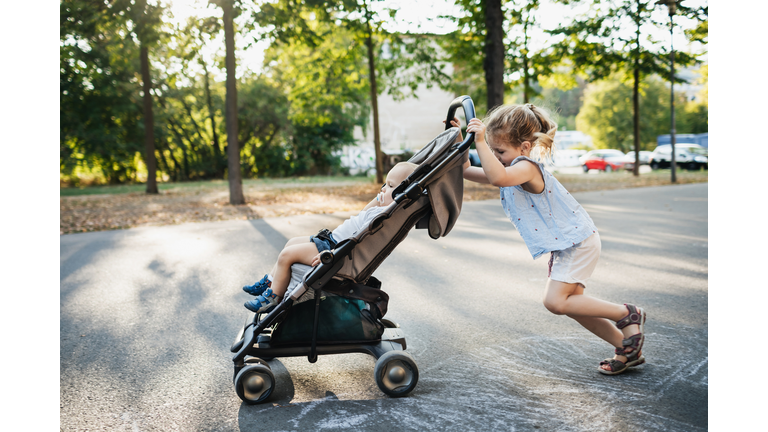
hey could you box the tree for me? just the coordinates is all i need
[253,0,408,183]
[61,0,146,185]
[211,0,245,204]
[576,72,705,151]
[550,0,706,176]
[576,74,668,151]
[257,9,370,175]
[505,0,555,103]
[122,0,165,193]
[445,0,507,114]
[484,0,505,110]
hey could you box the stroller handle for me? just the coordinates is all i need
[445,95,476,128]
[444,95,476,152]
[445,96,476,128]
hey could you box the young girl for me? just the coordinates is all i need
[455,104,646,375]
[242,162,418,314]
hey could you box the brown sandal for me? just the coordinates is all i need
[598,358,629,375]
[616,304,646,362]
[617,347,645,367]
[599,348,644,375]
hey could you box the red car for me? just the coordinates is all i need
[579,149,626,172]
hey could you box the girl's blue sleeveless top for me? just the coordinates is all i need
[500,156,598,259]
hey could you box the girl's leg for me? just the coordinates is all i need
[543,279,641,369]
[269,242,320,297]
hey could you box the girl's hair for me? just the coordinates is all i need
[484,104,558,161]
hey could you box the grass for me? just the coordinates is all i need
[60,168,707,234]
[60,175,374,197]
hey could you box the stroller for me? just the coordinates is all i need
[230,96,477,404]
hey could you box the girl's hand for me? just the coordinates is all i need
[466,118,486,144]
[311,253,322,267]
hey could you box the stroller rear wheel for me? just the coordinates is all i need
[235,362,275,404]
[374,351,419,397]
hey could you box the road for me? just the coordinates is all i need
[60,183,708,431]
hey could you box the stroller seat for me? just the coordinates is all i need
[230,96,477,404]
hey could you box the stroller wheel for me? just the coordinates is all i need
[245,357,271,367]
[380,319,400,328]
[235,363,275,404]
[374,351,419,397]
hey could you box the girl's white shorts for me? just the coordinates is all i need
[548,232,601,287]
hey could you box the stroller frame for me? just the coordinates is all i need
[230,96,477,404]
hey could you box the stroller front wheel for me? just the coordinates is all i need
[235,363,275,404]
[374,351,419,397]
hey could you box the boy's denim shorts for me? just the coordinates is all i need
[548,232,601,288]
[310,228,338,252]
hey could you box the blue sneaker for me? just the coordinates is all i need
[244,288,281,313]
[243,274,271,296]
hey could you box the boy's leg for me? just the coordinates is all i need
[269,236,312,277]
[269,242,320,297]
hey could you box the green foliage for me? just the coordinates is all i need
[238,76,292,177]
[539,77,589,129]
[549,0,704,86]
[261,15,370,175]
[378,35,453,101]
[60,0,145,185]
[576,74,707,152]
[438,0,490,114]
[505,0,556,103]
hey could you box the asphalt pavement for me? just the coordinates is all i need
[60,183,708,431]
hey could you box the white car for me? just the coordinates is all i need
[649,144,708,170]
[621,151,653,170]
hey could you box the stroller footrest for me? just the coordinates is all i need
[381,327,406,351]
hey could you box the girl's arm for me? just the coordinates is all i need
[467,118,537,188]
[447,116,491,184]
[463,160,490,184]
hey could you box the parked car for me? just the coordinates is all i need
[579,149,626,172]
[621,150,653,171]
[551,149,587,168]
[649,144,708,170]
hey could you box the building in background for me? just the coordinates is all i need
[340,78,459,175]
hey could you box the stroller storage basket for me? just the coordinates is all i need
[270,277,388,345]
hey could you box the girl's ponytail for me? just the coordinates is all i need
[527,104,557,162]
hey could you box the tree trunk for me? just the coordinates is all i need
[632,1,641,177]
[222,0,245,204]
[364,19,383,184]
[140,45,159,193]
[484,0,505,111]
[522,16,530,103]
